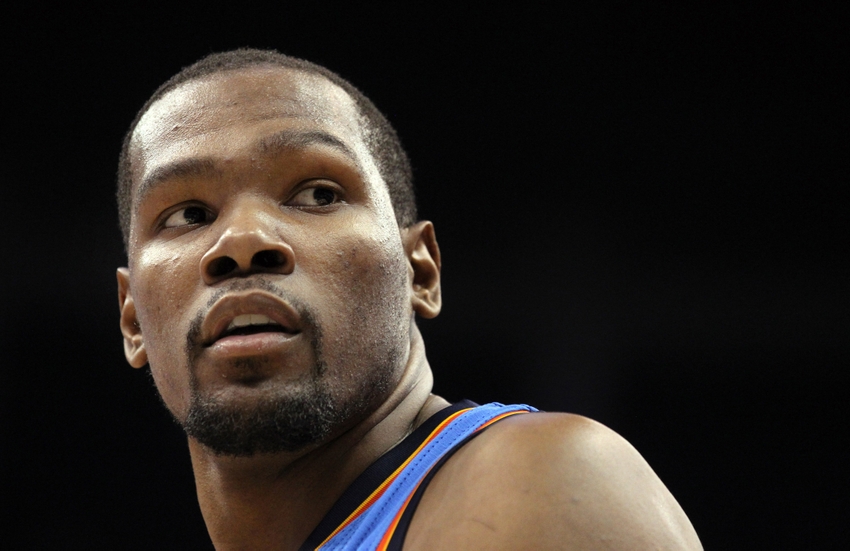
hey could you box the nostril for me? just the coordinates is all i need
[207,256,238,278]
[252,250,286,269]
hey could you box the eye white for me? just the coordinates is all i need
[289,186,338,207]
[164,206,208,228]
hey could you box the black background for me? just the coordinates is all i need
[2,3,848,549]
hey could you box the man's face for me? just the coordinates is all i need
[119,67,416,455]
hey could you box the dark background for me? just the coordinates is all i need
[2,3,847,549]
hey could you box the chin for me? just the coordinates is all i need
[182,375,340,456]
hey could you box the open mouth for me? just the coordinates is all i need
[200,291,304,349]
[214,314,295,342]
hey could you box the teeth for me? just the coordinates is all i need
[226,314,280,331]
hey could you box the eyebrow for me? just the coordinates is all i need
[135,158,221,206]
[258,129,358,162]
[134,129,360,207]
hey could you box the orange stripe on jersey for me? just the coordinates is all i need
[375,483,417,550]
[473,409,528,433]
[315,408,473,550]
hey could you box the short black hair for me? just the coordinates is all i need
[116,48,416,249]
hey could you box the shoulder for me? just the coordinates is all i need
[404,411,703,550]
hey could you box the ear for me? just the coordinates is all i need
[117,268,148,368]
[402,221,442,319]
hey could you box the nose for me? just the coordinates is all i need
[200,202,295,284]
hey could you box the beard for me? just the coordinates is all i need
[182,365,342,456]
[175,278,401,457]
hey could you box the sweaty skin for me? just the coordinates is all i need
[118,66,702,550]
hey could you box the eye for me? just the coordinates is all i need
[288,184,341,207]
[164,205,211,228]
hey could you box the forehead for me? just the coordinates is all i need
[129,66,370,199]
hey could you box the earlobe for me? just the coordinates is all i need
[117,268,148,368]
[403,221,442,319]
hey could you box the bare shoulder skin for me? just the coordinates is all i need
[405,413,703,550]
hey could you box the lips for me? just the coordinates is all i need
[221,314,284,337]
[201,291,302,347]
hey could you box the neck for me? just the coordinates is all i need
[187,326,449,550]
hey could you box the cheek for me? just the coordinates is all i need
[133,246,196,339]
[305,226,412,364]
[311,228,408,308]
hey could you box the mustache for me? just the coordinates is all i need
[185,277,317,354]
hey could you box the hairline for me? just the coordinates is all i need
[127,66,374,213]
[127,64,377,216]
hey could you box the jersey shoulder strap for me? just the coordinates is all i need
[301,401,537,551]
